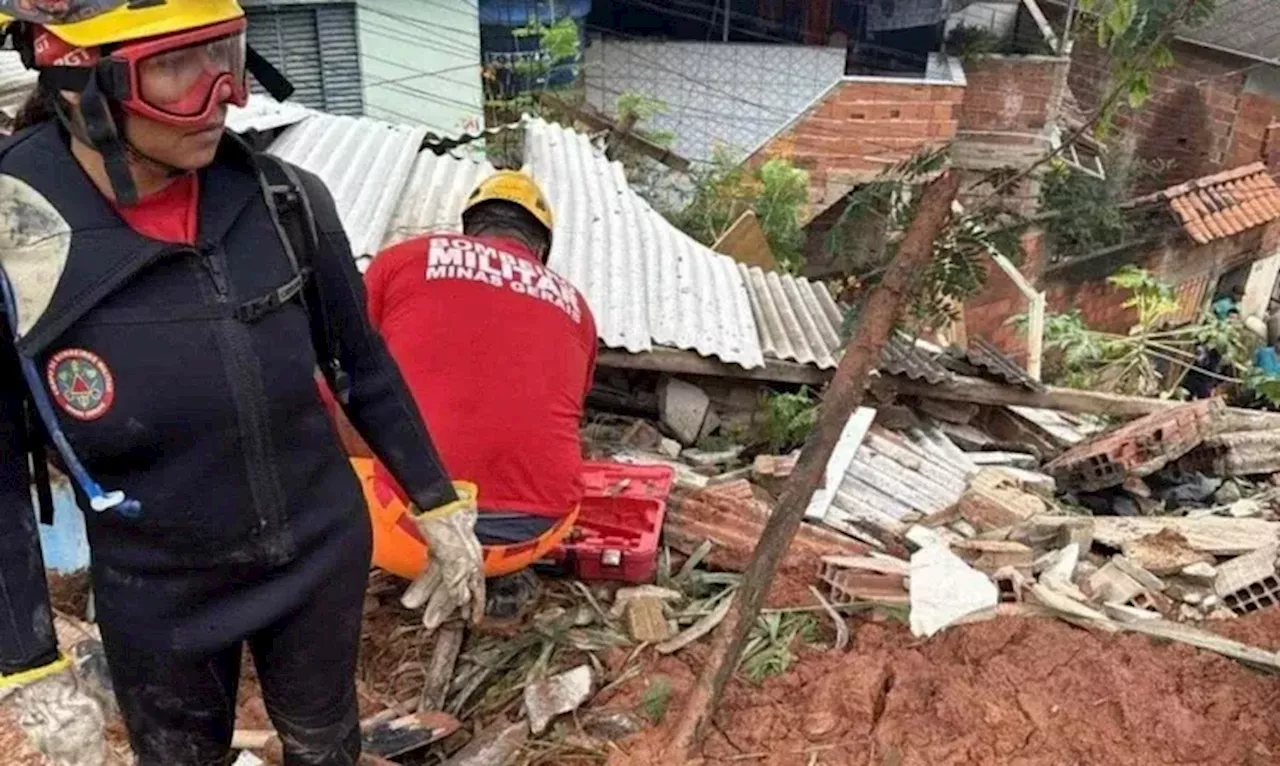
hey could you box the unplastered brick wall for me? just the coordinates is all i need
[958,55,1069,133]
[962,229,1046,358]
[752,79,963,217]
[1067,36,1280,193]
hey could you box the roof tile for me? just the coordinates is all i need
[1157,163,1280,244]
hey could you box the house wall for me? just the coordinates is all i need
[1066,34,1280,192]
[356,0,484,135]
[964,220,1280,357]
[750,64,965,217]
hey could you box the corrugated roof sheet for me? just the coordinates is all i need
[0,51,37,122]
[1160,163,1280,244]
[1181,0,1280,63]
[522,117,765,368]
[963,337,1045,392]
[382,149,495,251]
[740,265,844,369]
[880,334,952,383]
[226,96,314,135]
[267,112,428,260]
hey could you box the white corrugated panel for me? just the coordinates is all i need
[226,96,314,134]
[523,118,764,369]
[268,112,427,259]
[739,265,844,369]
[0,51,37,121]
[382,149,496,249]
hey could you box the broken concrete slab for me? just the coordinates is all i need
[1121,529,1215,576]
[1182,562,1218,584]
[658,377,712,446]
[1029,515,1280,555]
[1038,543,1080,589]
[990,466,1057,496]
[658,439,682,459]
[1086,561,1147,605]
[524,665,594,736]
[909,544,999,637]
[1045,399,1226,492]
[610,586,683,618]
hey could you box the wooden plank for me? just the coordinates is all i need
[627,597,673,643]
[889,373,1280,423]
[598,347,831,386]
[1021,0,1061,51]
[712,210,779,270]
[1031,516,1280,555]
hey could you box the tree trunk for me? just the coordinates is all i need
[663,170,962,762]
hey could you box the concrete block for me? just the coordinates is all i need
[658,377,711,446]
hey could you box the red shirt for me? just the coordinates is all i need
[114,174,200,245]
[364,234,597,518]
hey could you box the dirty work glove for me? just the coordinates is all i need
[0,657,107,766]
[401,481,486,633]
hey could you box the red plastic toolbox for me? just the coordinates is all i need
[541,461,676,583]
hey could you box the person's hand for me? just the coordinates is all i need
[0,656,107,766]
[401,482,486,633]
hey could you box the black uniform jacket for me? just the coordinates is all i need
[0,122,455,673]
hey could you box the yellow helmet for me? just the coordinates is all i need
[463,170,554,235]
[0,0,243,48]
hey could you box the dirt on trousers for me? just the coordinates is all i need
[600,609,1280,766]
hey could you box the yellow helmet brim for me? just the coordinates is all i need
[34,0,244,48]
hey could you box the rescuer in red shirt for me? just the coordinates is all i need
[337,171,597,610]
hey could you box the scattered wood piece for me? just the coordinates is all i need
[809,586,850,651]
[819,554,910,577]
[1111,556,1168,593]
[420,623,465,713]
[610,585,684,619]
[909,544,999,637]
[1029,583,1116,628]
[1121,529,1215,576]
[915,397,980,424]
[627,597,673,643]
[969,451,1040,469]
[524,665,595,736]
[1111,613,1280,673]
[683,446,744,468]
[957,469,1047,531]
[657,592,736,655]
[1030,515,1279,555]
[951,539,1035,575]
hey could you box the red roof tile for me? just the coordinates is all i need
[1159,162,1280,244]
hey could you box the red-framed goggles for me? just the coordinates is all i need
[34,18,249,128]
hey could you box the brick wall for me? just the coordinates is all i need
[1067,36,1280,192]
[752,79,963,216]
[963,229,1046,359]
[958,55,1069,133]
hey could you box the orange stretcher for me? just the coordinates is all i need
[350,457,578,580]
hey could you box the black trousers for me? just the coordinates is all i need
[99,562,368,766]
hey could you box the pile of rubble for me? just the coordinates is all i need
[589,362,1280,669]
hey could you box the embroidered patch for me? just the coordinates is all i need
[46,349,115,421]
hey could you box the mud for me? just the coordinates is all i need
[602,611,1280,766]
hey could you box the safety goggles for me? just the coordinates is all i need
[111,18,248,125]
[36,18,249,127]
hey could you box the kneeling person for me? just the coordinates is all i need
[335,172,596,609]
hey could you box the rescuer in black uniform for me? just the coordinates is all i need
[0,2,484,764]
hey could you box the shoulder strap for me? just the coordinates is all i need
[251,153,351,404]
